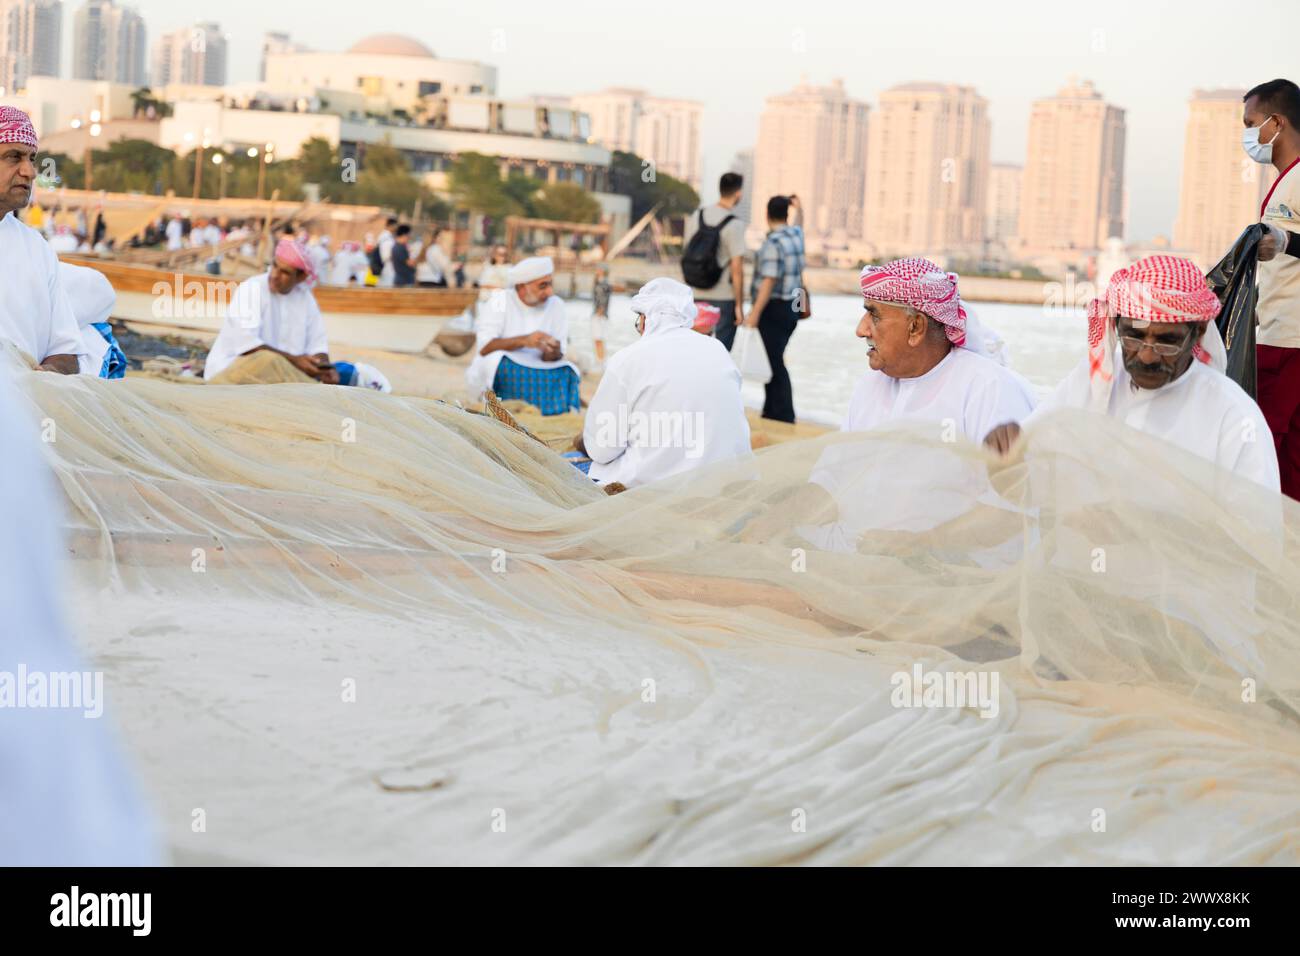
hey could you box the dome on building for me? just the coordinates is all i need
[346,34,435,58]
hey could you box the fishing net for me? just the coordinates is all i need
[9,345,1300,865]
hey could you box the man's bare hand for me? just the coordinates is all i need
[524,331,555,350]
[36,354,78,375]
[734,303,745,327]
[983,422,1022,456]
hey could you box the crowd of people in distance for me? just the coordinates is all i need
[4,73,1300,502]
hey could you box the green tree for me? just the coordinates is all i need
[448,151,531,221]
[348,141,438,216]
[295,137,341,199]
[609,150,699,221]
[529,181,601,223]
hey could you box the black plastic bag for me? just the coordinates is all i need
[1206,223,1266,399]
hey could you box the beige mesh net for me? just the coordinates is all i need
[11,347,1300,865]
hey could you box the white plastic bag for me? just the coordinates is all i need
[731,326,772,385]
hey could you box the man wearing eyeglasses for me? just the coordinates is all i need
[985,255,1279,492]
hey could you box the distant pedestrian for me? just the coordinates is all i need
[682,171,748,351]
[391,224,416,287]
[749,194,806,423]
[416,227,452,287]
[591,263,611,368]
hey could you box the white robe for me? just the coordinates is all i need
[0,365,159,864]
[804,347,1036,550]
[326,250,368,286]
[1030,350,1280,491]
[308,243,331,278]
[840,347,1037,440]
[203,273,329,380]
[0,213,84,365]
[465,290,578,398]
[1028,350,1280,672]
[58,262,116,376]
[584,327,752,488]
[377,230,395,287]
[165,218,183,250]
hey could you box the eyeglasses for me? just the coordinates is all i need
[1118,333,1191,357]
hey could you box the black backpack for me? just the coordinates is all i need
[368,244,385,276]
[681,209,735,289]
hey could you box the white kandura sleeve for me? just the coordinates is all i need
[1222,403,1282,494]
[965,372,1037,444]
[0,369,160,864]
[546,297,570,352]
[42,246,85,361]
[223,279,268,349]
[304,293,330,356]
[475,292,508,349]
[583,363,630,465]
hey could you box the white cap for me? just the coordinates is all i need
[507,256,554,286]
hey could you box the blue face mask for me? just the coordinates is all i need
[1242,115,1281,164]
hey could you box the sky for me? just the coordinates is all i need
[59,0,1293,240]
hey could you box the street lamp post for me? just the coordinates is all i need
[193,130,211,199]
[254,142,275,201]
[212,152,226,199]
[70,114,102,191]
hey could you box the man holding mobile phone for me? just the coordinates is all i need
[204,238,341,384]
[748,194,806,422]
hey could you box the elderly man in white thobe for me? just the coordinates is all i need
[984,254,1279,673]
[578,278,751,489]
[0,106,83,374]
[984,254,1278,490]
[203,238,340,385]
[761,258,1036,552]
[465,256,581,415]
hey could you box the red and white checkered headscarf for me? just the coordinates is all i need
[0,106,38,150]
[273,237,316,284]
[1087,254,1224,409]
[859,256,1010,365]
[860,257,967,346]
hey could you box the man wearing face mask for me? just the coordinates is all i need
[1244,79,1300,498]
[985,255,1279,492]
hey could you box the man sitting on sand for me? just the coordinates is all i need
[984,254,1279,491]
[747,258,1036,551]
[204,238,340,384]
[578,277,751,489]
[465,256,580,415]
[0,106,83,373]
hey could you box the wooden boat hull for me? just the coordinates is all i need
[61,256,478,354]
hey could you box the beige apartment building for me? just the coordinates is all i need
[862,82,990,258]
[1174,88,1274,270]
[568,87,702,189]
[985,162,1022,244]
[751,78,869,250]
[1018,79,1126,254]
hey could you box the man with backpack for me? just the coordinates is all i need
[682,172,748,351]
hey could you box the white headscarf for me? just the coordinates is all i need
[631,277,697,337]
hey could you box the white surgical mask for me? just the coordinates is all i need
[1242,116,1281,164]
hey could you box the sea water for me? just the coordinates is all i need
[564,294,1088,427]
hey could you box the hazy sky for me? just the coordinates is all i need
[63,0,1292,239]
